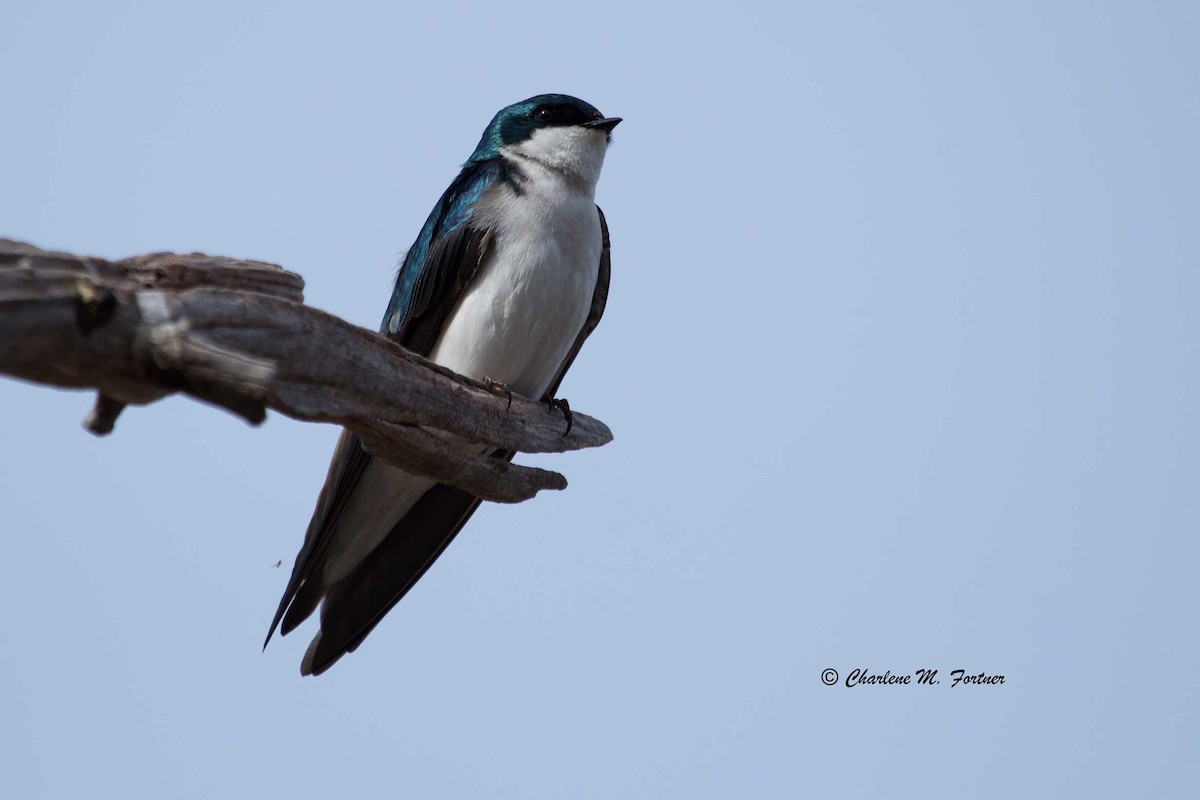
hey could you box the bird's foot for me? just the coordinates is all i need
[483,377,513,409]
[545,396,573,437]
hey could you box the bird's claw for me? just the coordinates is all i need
[483,377,513,410]
[545,396,573,437]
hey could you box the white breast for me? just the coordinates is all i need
[427,166,601,398]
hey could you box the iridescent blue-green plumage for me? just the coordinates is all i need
[467,94,605,164]
[383,159,499,341]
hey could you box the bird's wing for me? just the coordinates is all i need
[264,162,499,649]
[297,204,613,676]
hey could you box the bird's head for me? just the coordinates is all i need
[468,94,621,186]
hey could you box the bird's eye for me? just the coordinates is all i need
[533,107,554,122]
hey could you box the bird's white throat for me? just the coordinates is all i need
[501,126,609,190]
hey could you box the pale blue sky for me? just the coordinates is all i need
[2,1,1197,797]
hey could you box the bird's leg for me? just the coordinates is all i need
[545,396,573,437]
[483,376,513,409]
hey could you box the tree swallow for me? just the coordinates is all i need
[265,94,620,675]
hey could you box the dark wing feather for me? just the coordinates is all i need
[298,204,613,676]
[392,224,495,356]
[275,428,370,637]
[263,163,498,649]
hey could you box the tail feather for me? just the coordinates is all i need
[300,477,497,676]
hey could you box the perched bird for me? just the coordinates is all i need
[265,94,620,675]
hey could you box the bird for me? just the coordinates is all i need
[264,94,620,675]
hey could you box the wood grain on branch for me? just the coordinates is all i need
[0,239,612,503]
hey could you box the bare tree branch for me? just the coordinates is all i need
[0,239,612,503]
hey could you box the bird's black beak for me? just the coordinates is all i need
[583,117,622,133]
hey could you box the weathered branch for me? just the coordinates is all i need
[0,239,612,503]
